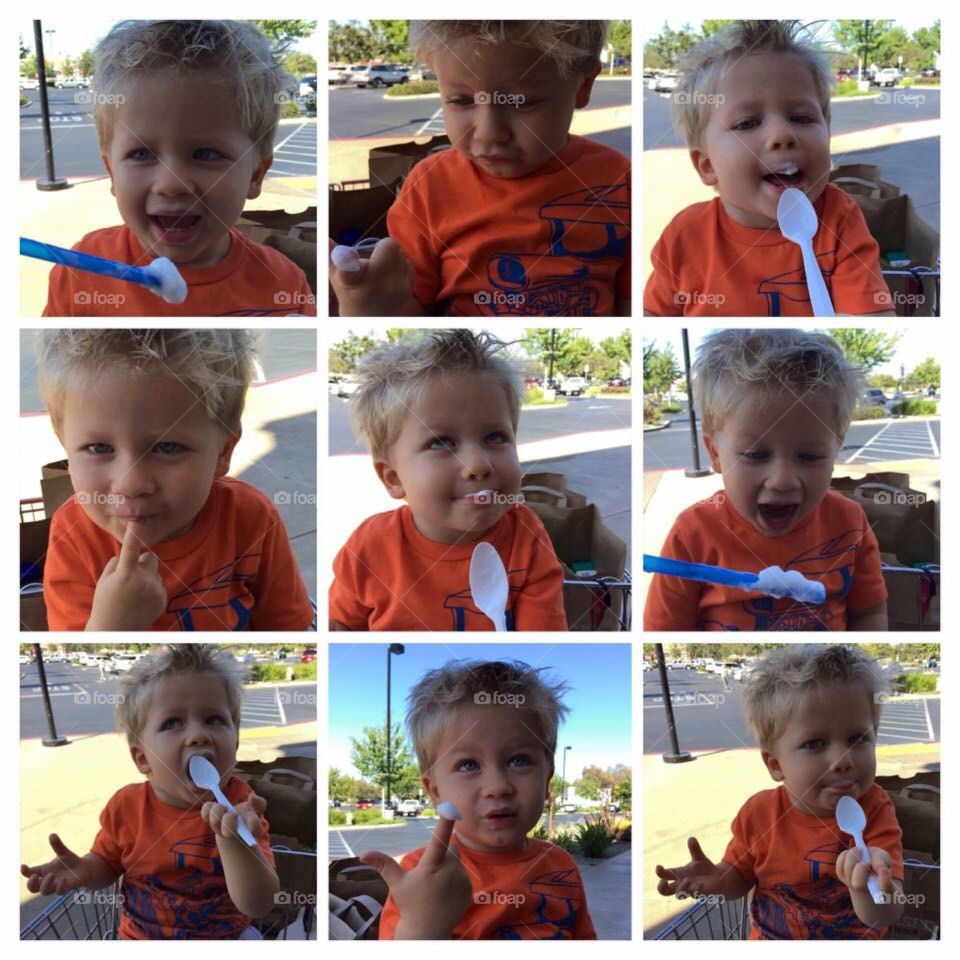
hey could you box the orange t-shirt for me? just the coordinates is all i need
[722,784,903,939]
[644,490,888,631]
[43,476,313,631]
[329,504,567,631]
[387,135,630,316]
[91,778,275,940]
[42,225,315,317]
[644,184,891,316]
[378,838,596,940]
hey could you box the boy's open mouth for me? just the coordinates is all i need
[757,502,800,531]
[761,163,806,193]
[482,808,517,829]
[150,213,202,244]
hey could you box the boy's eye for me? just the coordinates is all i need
[446,96,474,107]
[429,436,456,450]
[194,147,224,161]
[84,442,113,455]
[207,714,225,724]
[733,118,758,131]
[791,115,813,124]
[508,753,532,767]
[739,451,766,461]
[800,453,826,462]
[153,441,185,455]
[160,718,181,731]
[802,738,825,749]
[455,758,479,772]
[127,148,155,161]
[487,431,510,444]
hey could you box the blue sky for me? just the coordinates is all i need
[328,643,632,781]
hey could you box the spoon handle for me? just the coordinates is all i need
[855,834,886,904]
[800,239,836,316]
[212,785,258,846]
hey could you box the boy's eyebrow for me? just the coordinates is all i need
[722,95,820,113]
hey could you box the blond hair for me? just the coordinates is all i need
[349,329,521,461]
[673,20,835,149]
[693,328,861,438]
[406,660,570,775]
[741,644,887,750]
[410,20,608,79]
[115,644,244,748]
[37,329,259,438]
[92,20,294,158]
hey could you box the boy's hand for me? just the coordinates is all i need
[21,834,87,896]
[201,792,267,843]
[656,837,724,898]
[835,845,895,899]
[87,523,167,630]
[361,814,472,939]
[329,238,416,316]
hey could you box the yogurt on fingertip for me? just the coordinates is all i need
[437,800,462,821]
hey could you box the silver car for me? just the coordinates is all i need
[354,64,408,88]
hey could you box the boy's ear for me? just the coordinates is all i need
[101,152,116,196]
[702,433,722,473]
[215,429,242,477]
[690,149,718,187]
[130,743,151,776]
[374,459,405,500]
[574,63,603,109]
[761,749,784,783]
[246,154,273,200]
[421,773,440,805]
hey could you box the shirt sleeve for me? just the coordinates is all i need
[829,201,893,315]
[721,800,759,889]
[42,508,99,631]
[512,510,568,631]
[329,531,375,630]
[89,794,125,877]
[226,777,277,869]
[249,502,314,631]
[846,509,889,612]
[386,164,441,308]
[643,224,683,316]
[864,789,904,882]
[643,520,703,630]
[42,264,75,317]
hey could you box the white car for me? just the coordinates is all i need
[354,64,408,88]
[874,68,900,87]
[19,654,30,664]
[396,799,421,817]
[109,653,140,672]
[20,77,40,90]
[560,801,578,813]
[556,377,587,396]
[55,77,89,89]
[328,65,349,85]
[334,377,361,399]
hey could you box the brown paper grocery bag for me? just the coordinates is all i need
[367,135,451,188]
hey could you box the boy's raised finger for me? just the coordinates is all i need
[420,812,457,870]
[116,521,143,574]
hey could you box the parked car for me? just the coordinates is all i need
[407,63,437,82]
[20,76,40,90]
[560,801,578,813]
[873,68,900,87]
[396,798,421,817]
[921,67,940,78]
[355,798,375,810]
[607,801,621,812]
[55,77,89,89]
[328,65,350,85]
[19,654,30,664]
[109,653,140,673]
[836,68,852,81]
[298,75,317,97]
[606,376,628,387]
[354,64,408,88]
[556,376,587,396]
[333,377,361,399]
[652,73,679,92]
[300,647,317,663]
[863,388,887,407]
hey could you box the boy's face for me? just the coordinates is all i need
[102,70,272,268]
[375,370,521,544]
[762,682,877,817]
[703,387,841,537]
[691,52,831,228]
[59,366,239,548]
[131,673,239,809]
[432,40,599,179]
[422,703,551,853]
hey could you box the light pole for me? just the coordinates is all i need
[385,644,405,812]
[561,745,572,803]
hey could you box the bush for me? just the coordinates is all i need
[248,663,288,682]
[853,405,887,420]
[525,386,544,403]
[388,80,439,96]
[658,403,682,413]
[352,809,385,824]
[550,830,578,853]
[292,661,317,681]
[421,807,436,817]
[900,672,938,694]
[834,79,864,96]
[643,400,660,424]
[891,398,937,416]
[281,98,301,119]
[329,810,347,825]
[600,385,632,395]
[575,816,614,858]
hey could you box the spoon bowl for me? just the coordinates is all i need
[188,755,257,847]
[469,542,508,631]
[835,794,886,904]
[776,187,836,316]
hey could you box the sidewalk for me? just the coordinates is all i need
[581,845,632,939]
[325,431,632,590]
[642,742,940,937]
[19,372,318,599]
[19,719,317,930]
[19,175,316,316]
[641,456,941,607]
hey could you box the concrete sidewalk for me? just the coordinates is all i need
[643,742,940,938]
[20,719,318,931]
[19,371,317,600]
[581,845,632,939]
[641,457,941,612]
[19,175,316,316]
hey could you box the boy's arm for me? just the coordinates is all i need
[848,601,888,631]
[217,835,279,918]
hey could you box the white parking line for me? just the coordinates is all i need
[415,107,445,136]
[845,422,893,462]
[927,420,940,457]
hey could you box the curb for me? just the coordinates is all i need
[643,420,672,432]
[329,821,407,830]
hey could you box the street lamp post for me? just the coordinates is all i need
[682,329,711,478]
[385,644,405,813]
[34,21,68,191]
[561,745,572,803]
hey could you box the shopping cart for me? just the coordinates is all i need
[881,264,940,317]
[20,847,317,940]
[563,569,632,630]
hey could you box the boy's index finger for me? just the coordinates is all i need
[420,814,456,870]
[116,522,142,573]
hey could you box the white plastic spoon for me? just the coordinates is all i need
[469,541,508,631]
[777,187,836,316]
[835,794,886,904]
[188,755,257,847]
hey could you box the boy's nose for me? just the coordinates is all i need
[112,458,157,498]
[764,116,798,151]
[459,445,494,478]
[481,767,514,797]
[471,106,512,148]
[150,159,199,197]
[764,458,800,492]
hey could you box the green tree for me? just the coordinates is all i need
[913,22,940,66]
[329,332,379,373]
[575,777,602,800]
[833,21,893,70]
[329,20,378,63]
[329,767,352,800]
[643,21,699,69]
[607,21,632,57]
[599,331,632,369]
[700,20,737,38]
[21,54,36,78]
[523,329,589,378]
[829,328,899,373]
[77,51,94,79]
[905,357,939,391]
[370,20,410,60]
[284,51,318,77]
[349,721,416,794]
[644,344,680,401]
[253,20,317,50]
